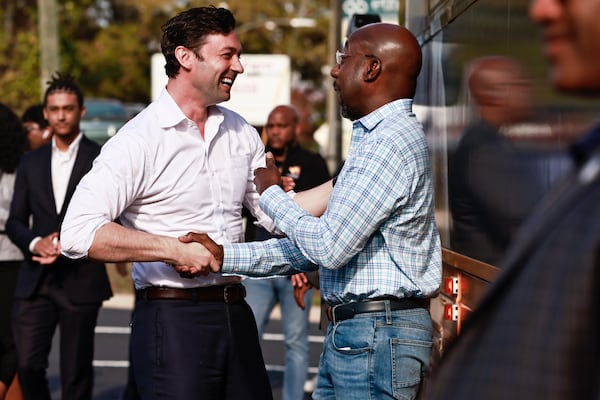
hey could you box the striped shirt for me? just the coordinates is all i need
[223,99,441,305]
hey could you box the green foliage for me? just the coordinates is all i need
[0,0,331,116]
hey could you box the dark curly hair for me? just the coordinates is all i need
[0,103,26,173]
[161,6,236,78]
[21,104,49,129]
[43,71,84,107]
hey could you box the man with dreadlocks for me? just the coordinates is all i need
[6,72,113,400]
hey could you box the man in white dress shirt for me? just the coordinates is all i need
[60,7,275,400]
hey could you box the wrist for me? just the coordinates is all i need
[216,244,224,270]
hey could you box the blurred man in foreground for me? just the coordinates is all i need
[424,0,600,398]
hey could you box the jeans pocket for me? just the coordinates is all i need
[390,337,432,400]
[331,320,372,355]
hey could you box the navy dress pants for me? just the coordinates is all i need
[131,297,273,400]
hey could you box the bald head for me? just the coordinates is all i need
[466,56,532,126]
[265,105,299,153]
[331,23,422,120]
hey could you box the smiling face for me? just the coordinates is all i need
[191,32,244,105]
[530,0,600,93]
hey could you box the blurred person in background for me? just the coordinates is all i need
[21,104,52,151]
[245,104,330,400]
[449,57,543,266]
[6,72,113,400]
[296,109,322,155]
[0,103,26,400]
[423,0,600,398]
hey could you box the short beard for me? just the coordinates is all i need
[340,103,360,121]
[269,147,286,157]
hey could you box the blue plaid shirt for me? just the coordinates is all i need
[223,99,441,305]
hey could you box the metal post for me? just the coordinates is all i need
[38,0,59,98]
[326,0,343,172]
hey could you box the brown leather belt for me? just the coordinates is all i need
[135,284,246,304]
[327,297,430,323]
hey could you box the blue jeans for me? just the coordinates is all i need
[312,307,432,400]
[244,277,313,400]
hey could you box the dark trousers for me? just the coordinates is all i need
[12,275,101,400]
[131,297,273,400]
[0,261,19,386]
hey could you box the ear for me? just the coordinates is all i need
[174,46,195,71]
[363,56,382,82]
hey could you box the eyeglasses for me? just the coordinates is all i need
[335,50,378,65]
[335,50,349,65]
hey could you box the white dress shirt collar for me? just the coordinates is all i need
[51,132,82,213]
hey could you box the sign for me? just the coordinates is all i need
[151,53,290,127]
[342,0,399,20]
[226,54,291,126]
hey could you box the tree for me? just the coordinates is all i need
[0,0,331,116]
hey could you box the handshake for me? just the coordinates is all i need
[172,232,224,278]
[170,153,284,278]
[171,232,314,310]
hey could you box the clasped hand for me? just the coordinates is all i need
[254,152,283,194]
[32,232,61,265]
[173,232,224,278]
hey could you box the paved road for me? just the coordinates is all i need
[47,300,325,400]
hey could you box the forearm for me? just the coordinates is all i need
[293,180,332,217]
[221,237,317,277]
[88,222,187,265]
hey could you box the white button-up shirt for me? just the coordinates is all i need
[52,133,81,213]
[61,89,274,288]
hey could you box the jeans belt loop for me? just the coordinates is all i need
[385,300,392,325]
[224,285,233,303]
[331,303,342,325]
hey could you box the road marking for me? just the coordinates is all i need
[93,360,129,368]
[94,326,323,374]
[92,360,319,375]
[95,327,326,343]
[263,333,324,343]
[96,326,131,334]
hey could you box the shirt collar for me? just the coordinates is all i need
[352,98,414,140]
[52,132,82,157]
[156,89,188,129]
[155,88,226,134]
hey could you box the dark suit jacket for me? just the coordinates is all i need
[449,120,544,265]
[6,135,112,304]
[424,132,600,399]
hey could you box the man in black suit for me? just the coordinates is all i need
[449,57,542,266]
[6,72,113,400]
[423,1,600,399]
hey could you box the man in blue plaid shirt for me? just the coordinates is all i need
[176,23,441,400]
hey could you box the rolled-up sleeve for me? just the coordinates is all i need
[61,135,141,259]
